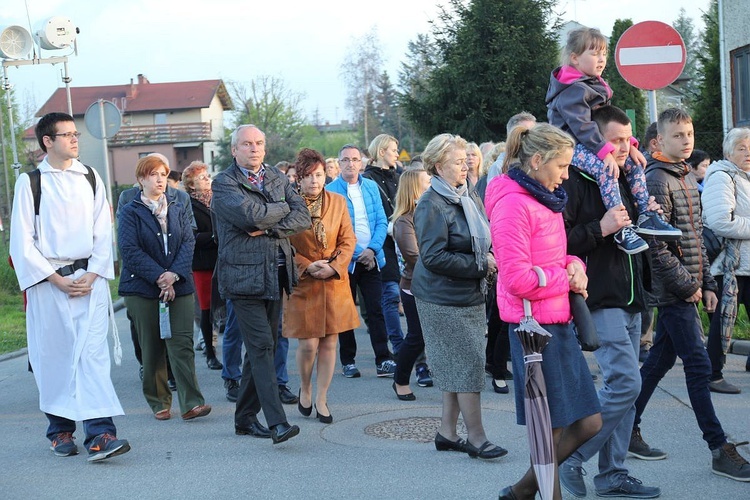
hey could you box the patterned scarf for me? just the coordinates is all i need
[507,167,568,213]
[141,192,168,232]
[303,191,327,249]
[190,188,212,208]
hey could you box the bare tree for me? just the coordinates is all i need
[340,26,384,145]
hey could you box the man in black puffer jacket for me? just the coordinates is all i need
[633,108,750,482]
[561,106,660,498]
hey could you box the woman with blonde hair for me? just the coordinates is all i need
[466,142,483,187]
[364,133,406,356]
[392,168,433,400]
[486,123,601,499]
[412,133,506,459]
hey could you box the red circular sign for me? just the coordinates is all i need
[615,21,686,91]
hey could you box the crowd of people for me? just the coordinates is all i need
[8,25,750,500]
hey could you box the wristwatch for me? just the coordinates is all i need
[172,272,180,282]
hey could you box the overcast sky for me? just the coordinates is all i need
[2,0,712,125]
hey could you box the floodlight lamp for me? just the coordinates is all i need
[0,25,33,60]
[34,16,76,50]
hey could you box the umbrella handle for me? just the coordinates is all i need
[532,266,547,287]
[523,298,533,317]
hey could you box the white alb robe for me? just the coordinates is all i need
[9,158,124,421]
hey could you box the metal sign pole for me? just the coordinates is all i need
[97,99,118,267]
[1,65,22,180]
[648,90,658,125]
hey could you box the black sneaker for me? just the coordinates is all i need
[628,427,667,460]
[712,442,750,482]
[636,212,681,241]
[278,385,299,405]
[50,432,78,457]
[225,379,240,402]
[376,360,397,377]
[595,475,661,498]
[168,378,177,392]
[415,364,433,387]
[614,226,649,255]
[86,433,131,462]
[559,461,587,497]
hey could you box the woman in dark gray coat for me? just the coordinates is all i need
[411,133,507,460]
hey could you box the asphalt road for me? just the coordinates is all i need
[0,305,749,499]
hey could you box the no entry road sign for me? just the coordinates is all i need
[615,21,686,91]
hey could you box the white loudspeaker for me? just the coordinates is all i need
[34,17,76,50]
[0,25,33,59]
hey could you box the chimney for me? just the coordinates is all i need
[137,74,150,85]
[126,78,136,99]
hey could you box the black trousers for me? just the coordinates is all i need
[233,269,288,428]
[394,291,425,385]
[339,263,392,366]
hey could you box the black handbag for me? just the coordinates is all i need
[570,292,600,351]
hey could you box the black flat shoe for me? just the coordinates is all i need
[270,422,300,444]
[465,440,508,459]
[235,421,271,439]
[206,356,223,370]
[498,485,518,500]
[315,404,333,424]
[492,379,510,394]
[434,432,466,452]
[392,382,416,401]
[298,390,312,417]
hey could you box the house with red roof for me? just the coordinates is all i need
[31,74,233,188]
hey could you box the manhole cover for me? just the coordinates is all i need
[364,417,466,442]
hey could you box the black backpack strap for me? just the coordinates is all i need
[29,165,97,216]
[28,169,41,216]
[82,165,97,195]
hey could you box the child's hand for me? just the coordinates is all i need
[604,154,620,178]
[630,145,647,167]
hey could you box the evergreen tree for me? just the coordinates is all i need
[672,8,701,108]
[374,71,398,137]
[692,0,722,156]
[604,19,648,138]
[397,33,439,152]
[401,0,559,143]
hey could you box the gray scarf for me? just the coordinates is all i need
[430,175,491,272]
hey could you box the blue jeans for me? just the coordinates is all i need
[222,299,243,382]
[567,309,641,490]
[46,414,116,448]
[381,280,404,354]
[275,310,289,386]
[634,301,726,450]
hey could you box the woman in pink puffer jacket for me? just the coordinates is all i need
[487,123,602,500]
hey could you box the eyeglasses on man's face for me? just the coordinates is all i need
[339,158,361,164]
[51,132,82,140]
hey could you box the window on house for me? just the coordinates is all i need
[154,113,167,125]
[138,152,155,158]
[733,44,750,127]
